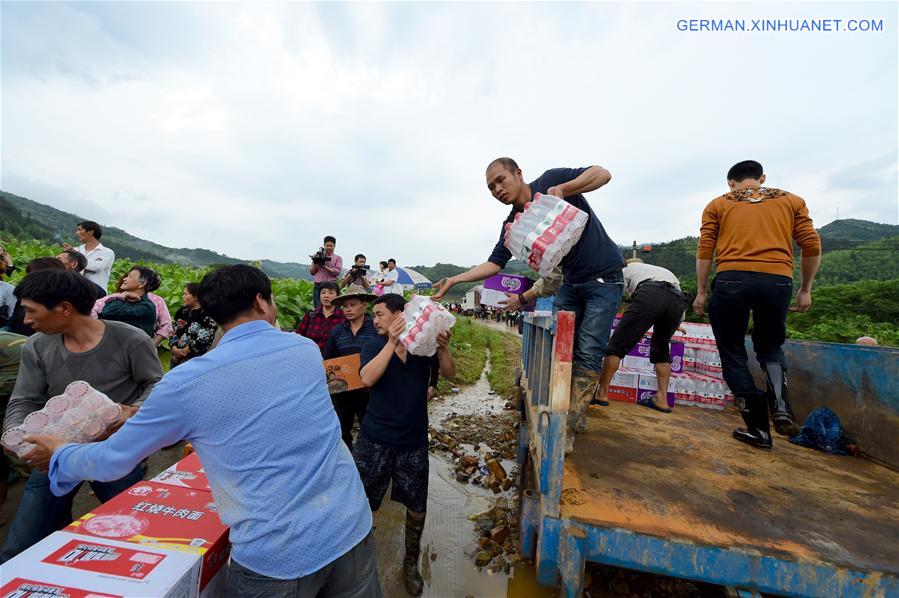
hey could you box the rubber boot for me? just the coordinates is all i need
[403,511,425,596]
[763,362,800,437]
[566,368,600,455]
[732,394,772,450]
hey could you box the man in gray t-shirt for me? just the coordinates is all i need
[0,270,163,563]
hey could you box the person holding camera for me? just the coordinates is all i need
[310,236,343,309]
[341,254,372,291]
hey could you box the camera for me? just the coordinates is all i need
[351,264,371,272]
[310,247,332,266]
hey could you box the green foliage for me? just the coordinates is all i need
[799,236,899,286]
[487,331,522,399]
[2,238,315,331]
[435,317,490,394]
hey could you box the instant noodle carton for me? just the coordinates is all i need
[480,274,534,308]
[0,531,200,598]
[63,482,229,593]
[607,367,638,402]
[152,453,211,493]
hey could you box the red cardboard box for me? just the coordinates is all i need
[152,453,212,493]
[0,531,200,598]
[64,482,229,592]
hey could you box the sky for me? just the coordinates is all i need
[2,1,896,267]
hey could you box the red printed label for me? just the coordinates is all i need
[1,578,122,598]
[42,540,165,580]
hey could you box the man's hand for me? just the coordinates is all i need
[95,404,139,441]
[693,291,708,317]
[436,331,452,352]
[427,386,437,400]
[122,291,141,302]
[62,242,74,251]
[498,293,523,311]
[432,277,455,301]
[388,318,406,346]
[21,435,66,472]
[546,184,567,198]
[791,290,813,313]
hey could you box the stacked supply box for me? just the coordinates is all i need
[0,531,201,598]
[608,367,639,402]
[63,480,229,595]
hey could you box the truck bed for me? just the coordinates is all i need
[562,402,899,577]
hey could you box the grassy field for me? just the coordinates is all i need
[435,317,521,398]
[487,330,522,399]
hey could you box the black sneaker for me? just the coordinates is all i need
[733,428,772,450]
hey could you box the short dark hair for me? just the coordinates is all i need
[184,282,201,297]
[26,257,66,273]
[487,157,520,173]
[198,265,273,325]
[323,235,336,245]
[14,269,97,315]
[354,254,366,262]
[77,220,103,240]
[727,160,764,182]
[130,266,161,293]
[62,249,88,272]
[319,281,340,295]
[373,293,406,313]
[387,258,396,265]
[379,261,388,268]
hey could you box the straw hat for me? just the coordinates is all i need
[332,284,377,306]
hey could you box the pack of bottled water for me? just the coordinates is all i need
[503,193,589,276]
[400,295,457,356]
[1,381,123,458]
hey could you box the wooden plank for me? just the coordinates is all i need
[561,403,899,576]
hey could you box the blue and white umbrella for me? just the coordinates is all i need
[394,267,432,289]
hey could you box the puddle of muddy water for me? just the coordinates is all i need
[371,353,556,598]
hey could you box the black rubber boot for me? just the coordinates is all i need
[733,394,772,450]
[403,511,425,596]
[763,362,800,437]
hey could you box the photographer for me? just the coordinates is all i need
[341,254,372,291]
[309,235,343,309]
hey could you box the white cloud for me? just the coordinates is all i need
[2,1,896,269]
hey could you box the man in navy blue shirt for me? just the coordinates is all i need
[433,157,624,455]
[324,285,379,451]
[356,294,455,596]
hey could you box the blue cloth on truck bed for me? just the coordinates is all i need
[789,407,854,455]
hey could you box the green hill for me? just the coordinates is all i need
[2,191,310,279]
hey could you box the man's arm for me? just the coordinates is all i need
[436,332,455,380]
[34,377,191,496]
[499,269,561,310]
[546,165,612,198]
[432,262,502,301]
[310,262,320,275]
[323,328,339,360]
[792,198,822,312]
[693,203,719,317]
[360,319,404,387]
[128,335,164,408]
[325,255,343,277]
[3,341,47,434]
[84,247,114,275]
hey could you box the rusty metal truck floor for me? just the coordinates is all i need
[562,402,899,577]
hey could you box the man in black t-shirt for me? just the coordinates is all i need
[355,294,455,596]
[433,157,624,455]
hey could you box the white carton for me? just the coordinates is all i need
[0,532,200,598]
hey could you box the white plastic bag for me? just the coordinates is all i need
[1,381,123,457]
[503,193,589,276]
[399,295,456,356]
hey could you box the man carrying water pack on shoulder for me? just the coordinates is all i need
[433,157,624,455]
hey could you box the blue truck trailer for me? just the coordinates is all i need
[516,312,899,597]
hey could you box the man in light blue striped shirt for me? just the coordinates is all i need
[28,265,380,597]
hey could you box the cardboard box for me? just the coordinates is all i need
[636,370,676,408]
[480,274,534,308]
[152,453,211,493]
[620,339,685,373]
[323,354,364,395]
[0,532,200,598]
[607,367,638,402]
[64,482,230,592]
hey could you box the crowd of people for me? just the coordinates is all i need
[0,155,837,596]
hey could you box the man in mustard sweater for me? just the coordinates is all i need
[694,160,821,450]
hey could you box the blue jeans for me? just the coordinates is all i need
[0,465,144,563]
[224,530,381,598]
[554,271,624,373]
[708,271,793,397]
